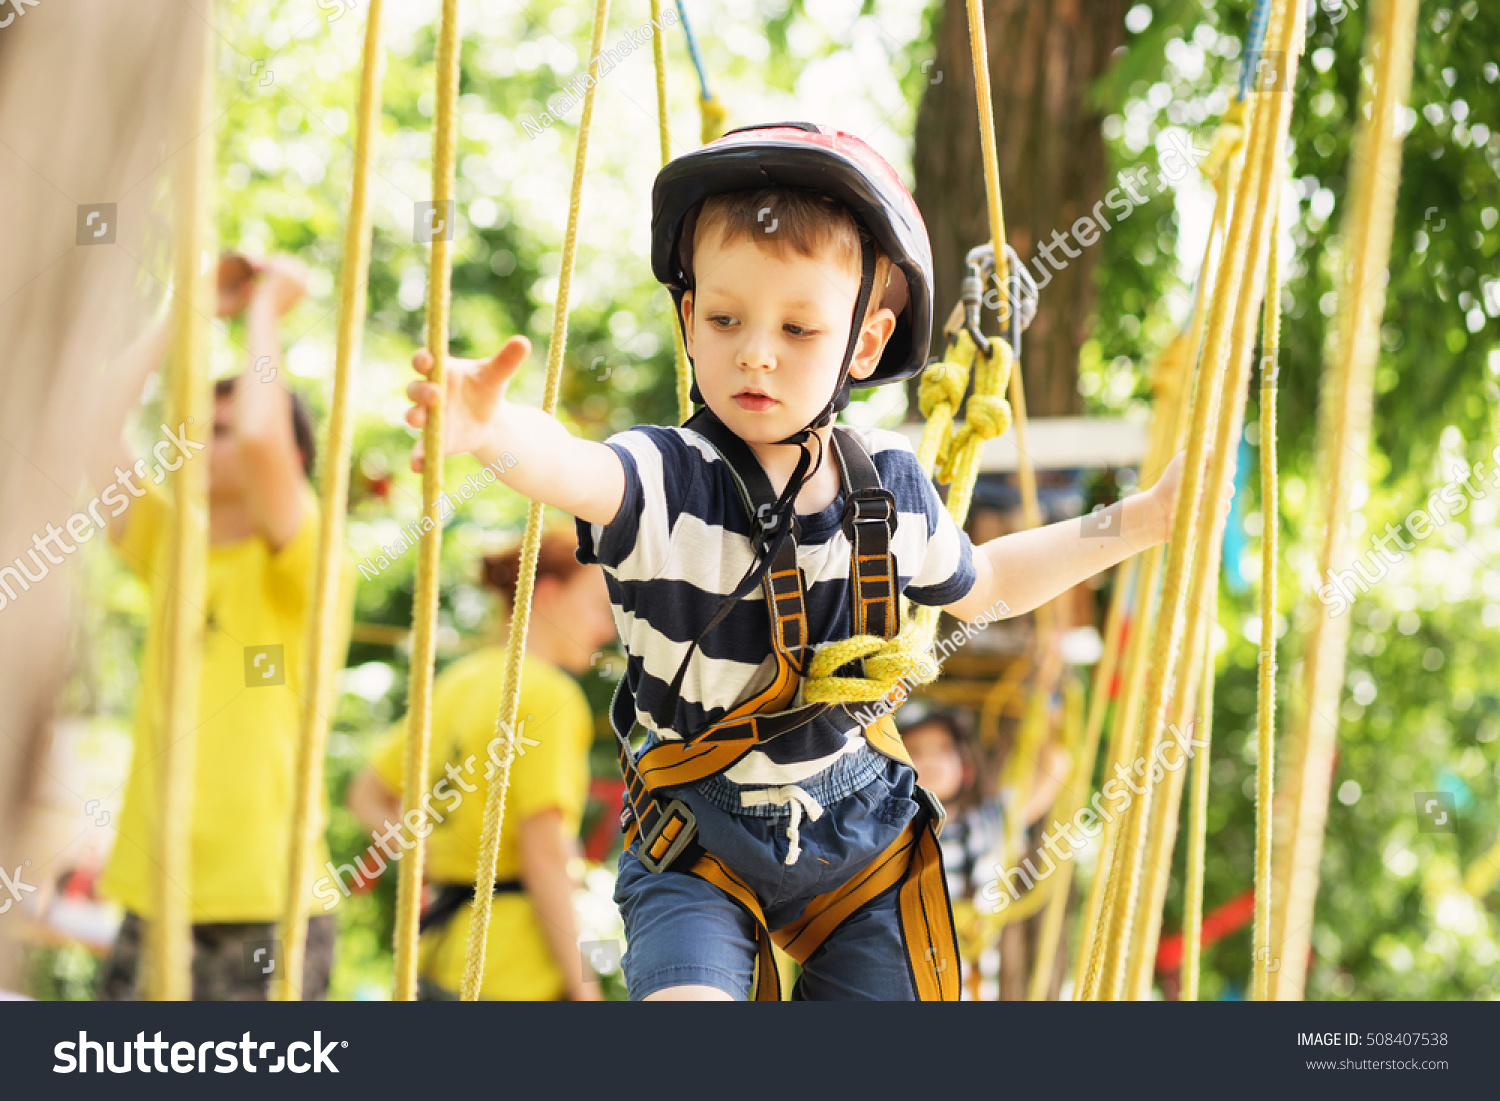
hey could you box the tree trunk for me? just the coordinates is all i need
[912,0,1128,416]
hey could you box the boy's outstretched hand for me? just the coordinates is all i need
[1148,447,1234,544]
[406,336,531,472]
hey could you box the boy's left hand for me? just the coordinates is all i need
[1149,447,1235,544]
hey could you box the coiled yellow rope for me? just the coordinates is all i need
[459,0,613,1001]
[275,0,385,1003]
[1268,0,1418,1001]
[149,12,215,1001]
[394,0,462,1003]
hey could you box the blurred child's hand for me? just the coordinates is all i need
[250,254,309,317]
[216,253,257,318]
[406,336,531,471]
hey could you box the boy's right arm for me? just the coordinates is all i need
[407,337,625,528]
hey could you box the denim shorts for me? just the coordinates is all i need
[613,743,927,1000]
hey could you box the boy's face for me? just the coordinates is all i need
[681,230,896,458]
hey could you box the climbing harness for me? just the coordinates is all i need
[610,404,958,1000]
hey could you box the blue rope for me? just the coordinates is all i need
[1238,0,1273,100]
[674,0,713,101]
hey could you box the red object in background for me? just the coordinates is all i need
[585,778,626,863]
[1155,886,1256,972]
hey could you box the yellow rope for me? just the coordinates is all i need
[1251,213,1282,1002]
[275,0,385,1003]
[649,0,693,425]
[1074,118,1237,1000]
[699,93,727,144]
[1268,0,1417,1001]
[148,13,214,1000]
[1130,142,1287,1002]
[1084,0,1305,1000]
[1176,177,1260,1014]
[1028,673,1094,999]
[1126,600,1214,1000]
[459,0,612,1001]
[1181,621,1217,1000]
[393,0,462,1002]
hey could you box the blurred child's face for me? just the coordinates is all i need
[902,719,965,803]
[208,393,243,501]
[538,565,616,675]
[681,230,894,460]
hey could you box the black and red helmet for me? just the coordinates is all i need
[651,121,935,393]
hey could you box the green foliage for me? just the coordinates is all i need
[1087,0,1500,1001]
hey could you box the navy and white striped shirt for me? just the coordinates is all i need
[576,423,977,787]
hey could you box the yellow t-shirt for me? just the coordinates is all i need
[371,647,593,1000]
[100,485,355,923]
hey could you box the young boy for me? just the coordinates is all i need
[405,123,1187,1001]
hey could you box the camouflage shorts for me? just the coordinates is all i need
[96,911,336,1001]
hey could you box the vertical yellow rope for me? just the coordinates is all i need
[275,0,385,1002]
[147,7,214,1002]
[394,0,462,1003]
[1181,619,1217,1000]
[1268,0,1417,1001]
[961,0,1042,530]
[1085,0,1304,1001]
[649,0,693,425]
[1128,57,1294,1000]
[1250,215,1282,1002]
[1026,581,1128,1000]
[1075,145,1235,999]
[459,0,612,1001]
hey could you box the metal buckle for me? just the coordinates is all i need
[914,783,947,840]
[841,490,896,541]
[637,798,699,873]
[754,502,799,558]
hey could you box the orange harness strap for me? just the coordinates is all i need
[689,796,959,1001]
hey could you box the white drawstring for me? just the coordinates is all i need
[740,784,825,865]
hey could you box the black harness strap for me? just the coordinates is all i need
[419,879,524,935]
[612,408,903,875]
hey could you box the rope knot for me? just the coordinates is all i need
[964,394,1013,442]
[1199,100,1247,183]
[918,361,969,418]
[802,623,940,707]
